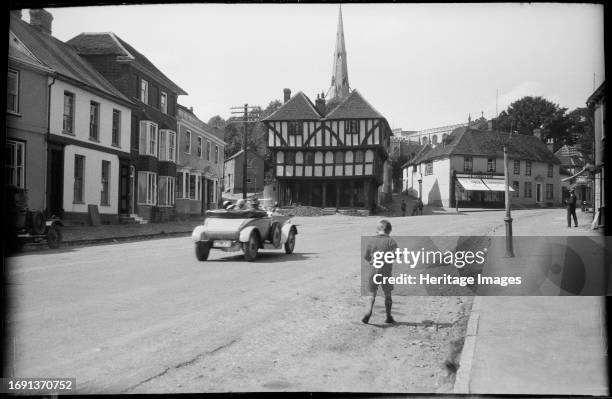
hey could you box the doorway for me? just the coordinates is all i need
[119,163,130,214]
[48,146,64,217]
[536,183,542,203]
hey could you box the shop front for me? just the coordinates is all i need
[454,174,513,208]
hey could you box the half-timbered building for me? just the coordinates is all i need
[263,89,392,210]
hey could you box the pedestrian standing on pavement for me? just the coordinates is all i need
[401,200,406,217]
[362,219,397,324]
[417,198,424,215]
[566,189,578,227]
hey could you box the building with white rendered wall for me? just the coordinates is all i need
[10,10,133,224]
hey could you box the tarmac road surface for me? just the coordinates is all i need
[4,208,598,393]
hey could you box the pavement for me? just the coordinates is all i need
[24,217,203,250]
[453,210,609,395]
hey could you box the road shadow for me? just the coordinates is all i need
[214,252,317,263]
[7,246,78,257]
[366,320,454,329]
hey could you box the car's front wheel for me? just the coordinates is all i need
[195,241,211,261]
[242,232,259,262]
[284,229,296,254]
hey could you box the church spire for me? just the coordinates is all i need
[327,4,350,102]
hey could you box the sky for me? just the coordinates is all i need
[24,2,605,131]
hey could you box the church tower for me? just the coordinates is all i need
[327,5,350,103]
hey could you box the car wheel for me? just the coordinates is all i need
[242,232,259,262]
[271,223,282,248]
[47,225,62,249]
[195,241,211,261]
[284,229,296,254]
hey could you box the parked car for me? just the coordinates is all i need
[191,209,297,261]
[6,186,63,252]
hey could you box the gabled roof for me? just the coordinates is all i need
[263,91,322,121]
[67,32,187,96]
[554,145,585,168]
[9,14,130,104]
[409,127,560,165]
[325,90,384,119]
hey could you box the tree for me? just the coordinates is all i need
[493,96,568,141]
[208,115,226,129]
[220,99,283,160]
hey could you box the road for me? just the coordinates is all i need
[4,208,597,393]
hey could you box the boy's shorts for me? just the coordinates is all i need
[368,265,393,295]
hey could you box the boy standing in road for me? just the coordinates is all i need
[401,200,406,216]
[362,219,398,324]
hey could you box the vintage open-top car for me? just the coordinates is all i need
[191,209,297,261]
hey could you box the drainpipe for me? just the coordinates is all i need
[45,74,57,216]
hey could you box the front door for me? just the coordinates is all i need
[201,177,207,213]
[119,163,130,214]
[48,147,64,217]
[536,183,542,202]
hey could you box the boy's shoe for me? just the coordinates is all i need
[385,315,396,324]
[361,314,371,324]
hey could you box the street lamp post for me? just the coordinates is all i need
[503,144,514,257]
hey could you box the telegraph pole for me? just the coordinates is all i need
[230,104,260,199]
[503,143,514,257]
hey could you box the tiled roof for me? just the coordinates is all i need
[410,127,560,165]
[554,145,585,167]
[263,92,322,121]
[325,90,384,119]
[68,33,187,95]
[10,14,130,104]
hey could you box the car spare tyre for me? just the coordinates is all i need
[29,211,46,235]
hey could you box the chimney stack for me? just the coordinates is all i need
[29,9,53,35]
[533,128,542,140]
[315,91,326,116]
[283,88,291,103]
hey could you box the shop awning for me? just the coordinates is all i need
[457,178,490,191]
[482,178,515,192]
[457,177,514,192]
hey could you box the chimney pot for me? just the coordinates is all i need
[283,88,291,103]
[29,9,53,35]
